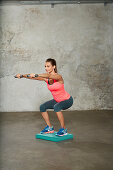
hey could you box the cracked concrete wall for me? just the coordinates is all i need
[0,4,113,111]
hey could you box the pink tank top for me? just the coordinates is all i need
[45,79,71,102]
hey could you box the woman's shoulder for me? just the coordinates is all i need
[54,73,63,78]
[55,73,64,84]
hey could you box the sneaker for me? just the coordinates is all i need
[40,125,54,134]
[56,128,67,136]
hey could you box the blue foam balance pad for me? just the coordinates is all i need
[35,131,73,142]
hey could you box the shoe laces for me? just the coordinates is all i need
[58,128,64,133]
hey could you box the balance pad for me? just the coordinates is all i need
[35,131,73,142]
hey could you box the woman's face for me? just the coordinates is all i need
[45,62,55,73]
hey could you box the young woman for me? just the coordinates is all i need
[15,58,73,136]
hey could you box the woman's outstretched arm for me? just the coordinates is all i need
[15,73,62,81]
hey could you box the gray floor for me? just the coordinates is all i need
[0,110,113,170]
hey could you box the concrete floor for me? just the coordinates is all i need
[0,110,113,170]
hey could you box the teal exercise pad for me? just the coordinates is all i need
[35,131,73,142]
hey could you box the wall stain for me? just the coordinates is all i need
[76,64,113,108]
[76,64,112,89]
[25,8,40,15]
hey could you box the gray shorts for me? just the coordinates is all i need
[40,96,73,112]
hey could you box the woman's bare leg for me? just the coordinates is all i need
[41,111,52,127]
[56,111,66,129]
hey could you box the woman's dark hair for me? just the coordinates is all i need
[46,58,58,73]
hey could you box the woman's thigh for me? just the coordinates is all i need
[40,99,57,112]
[54,96,73,112]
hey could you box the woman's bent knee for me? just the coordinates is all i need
[40,104,46,112]
[54,105,62,112]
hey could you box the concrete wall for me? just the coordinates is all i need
[0,4,113,111]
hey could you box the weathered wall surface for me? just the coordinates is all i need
[0,4,113,111]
